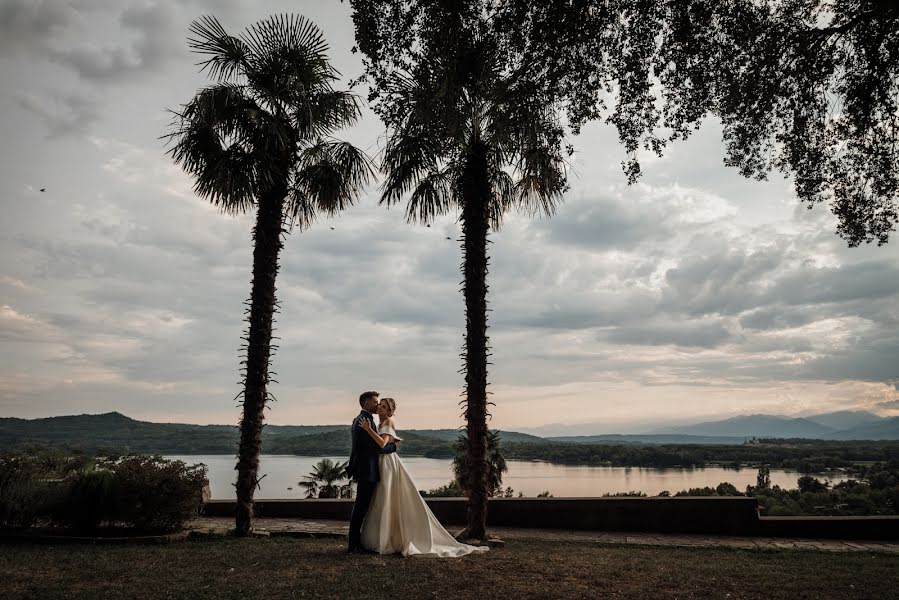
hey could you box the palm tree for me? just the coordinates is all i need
[165,14,373,536]
[370,23,567,540]
[299,458,352,499]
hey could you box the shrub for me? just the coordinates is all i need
[0,454,54,529]
[0,453,207,533]
[113,455,207,533]
[715,482,743,496]
[797,476,828,493]
[767,505,796,516]
[674,487,718,497]
[51,468,117,532]
[422,480,465,497]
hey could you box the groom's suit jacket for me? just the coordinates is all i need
[347,410,397,483]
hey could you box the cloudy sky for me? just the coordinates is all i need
[1,0,898,435]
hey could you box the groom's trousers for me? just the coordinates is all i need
[348,480,376,550]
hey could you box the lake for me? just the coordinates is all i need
[165,454,851,499]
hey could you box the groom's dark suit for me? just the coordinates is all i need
[347,409,397,552]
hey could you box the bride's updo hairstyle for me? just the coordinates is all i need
[381,397,397,418]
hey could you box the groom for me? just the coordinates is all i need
[346,390,398,554]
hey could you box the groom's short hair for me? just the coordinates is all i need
[359,390,379,406]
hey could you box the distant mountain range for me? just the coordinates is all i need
[649,415,836,438]
[647,411,899,440]
[0,410,897,455]
[801,410,883,431]
[547,434,748,445]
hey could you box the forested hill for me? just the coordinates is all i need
[0,412,537,455]
[4,413,899,471]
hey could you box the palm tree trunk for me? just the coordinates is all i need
[234,184,286,536]
[458,141,491,542]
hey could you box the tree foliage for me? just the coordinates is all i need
[347,0,568,226]
[492,1,899,246]
[167,14,374,230]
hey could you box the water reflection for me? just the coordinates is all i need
[166,454,851,500]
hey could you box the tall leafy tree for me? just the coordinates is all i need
[493,0,899,246]
[349,0,568,541]
[166,14,373,535]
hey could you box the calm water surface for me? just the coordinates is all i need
[165,454,850,499]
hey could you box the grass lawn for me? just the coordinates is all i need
[0,536,896,599]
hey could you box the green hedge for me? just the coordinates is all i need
[0,452,207,534]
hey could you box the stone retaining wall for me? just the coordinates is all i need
[758,516,899,540]
[202,497,899,540]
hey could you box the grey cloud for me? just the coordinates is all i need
[0,0,74,57]
[534,197,670,251]
[737,335,815,354]
[795,335,899,383]
[739,306,816,331]
[503,296,657,331]
[48,2,185,82]
[764,261,899,307]
[15,91,102,136]
[604,319,733,349]
[662,246,784,317]
[365,285,460,328]
[1,1,187,80]
[279,218,463,329]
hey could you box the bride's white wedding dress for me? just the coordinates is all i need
[360,423,489,558]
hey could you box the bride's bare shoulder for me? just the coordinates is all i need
[384,417,397,429]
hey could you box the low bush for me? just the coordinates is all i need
[0,451,207,534]
[113,455,207,532]
[0,455,54,529]
[51,468,117,532]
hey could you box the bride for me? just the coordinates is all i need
[358,397,489,558]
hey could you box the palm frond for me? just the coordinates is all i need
[188,15,251,81]
[241,13,329,64]
[514,143,567,217]
[381,132,441,208]
[165,83,278,215]
[288,140,375,230]
[487,167,515,229]
[240,14,337,113]
[165,120,257,214]
[292,90,362,140]
[406,167,455,225]
[184,83,289,151]
[194,146,259,215]
[298,479,318,499]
